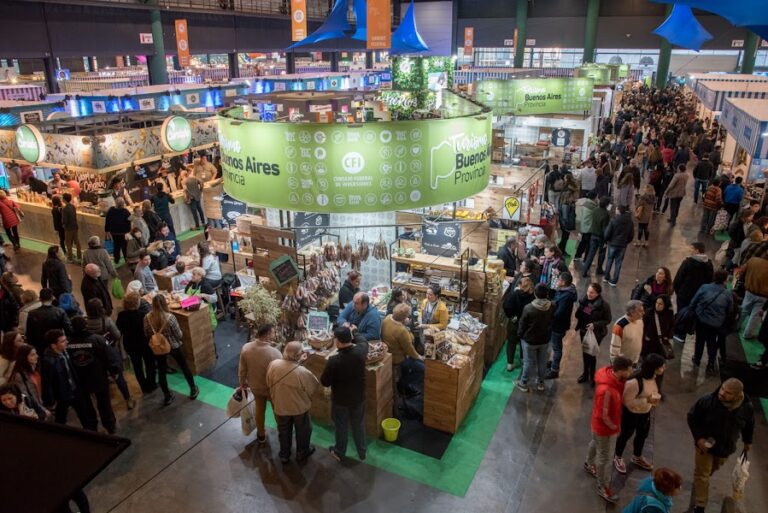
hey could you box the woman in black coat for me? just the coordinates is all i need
[40,246,71,298]
[574,282,613,385]
[116,292,156,394]
[641,294,675,359]
[338,270,361,309]
[503,276,535,371]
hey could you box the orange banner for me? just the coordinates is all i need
[175,19,190,67]
[463,26,474,56]
[367,0,391,50]
[291,0,308,42]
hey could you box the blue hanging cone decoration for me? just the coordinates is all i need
[288,0,352,49]
[351,0,368,41]
[652,4,713,51]
[391,0,429,54]
[651,1,768,41]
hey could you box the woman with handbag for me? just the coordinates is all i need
[632,267,674,310]
[642,295,675,395]
[143,294,198,405]
[634,184,656,248]
[575,283,613,385]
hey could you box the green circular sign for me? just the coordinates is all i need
[161,116,192,153]
[15,124,45,163]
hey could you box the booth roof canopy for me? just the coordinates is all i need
[688,73,768,81]
[25,111,213,137]
[698,81,768,93]
[0,100,61,109]
[47,82,243,100]
[725,98,768,122]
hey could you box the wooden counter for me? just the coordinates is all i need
[304,350,393,438]
[16,200,105,248]
[423,328,486,434]
[171,307,216,375]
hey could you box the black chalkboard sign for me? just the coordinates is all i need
[222,193,247,225]
[269,255,300,286]
[294,212,329,248]
[421,221,461,257]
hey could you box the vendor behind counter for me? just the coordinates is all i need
[418,285,449,330]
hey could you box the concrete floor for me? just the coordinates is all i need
[10,185,768,513]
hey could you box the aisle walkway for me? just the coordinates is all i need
[8,187,767,513]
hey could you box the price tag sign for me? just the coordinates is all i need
[503,196,521,221]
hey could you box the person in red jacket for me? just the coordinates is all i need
[0,190,23,250]
[583,356,634,503]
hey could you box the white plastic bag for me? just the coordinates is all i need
[240,400,257,436]
[581,330,599,357]
[226,389,247,418]
[731,451,750,501]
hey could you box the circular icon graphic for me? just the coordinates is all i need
[410,190,421,202]
[316,194,328,206]
[410,129,422,141]
[178,40,188,51]
[318,178,329,190]
[365,193,377,206]
[380,163,392,174]
[342,152,365,174]
[578,87,586,97]
[395,161,406,174]
[395,176,407,189]
[315,162,327,175]
[293,10,305,23]
[379,130,392,144]
[333,194,347,207]
[380,147,392,159]
[411,145,422,157]
[394,146,407,158]
[177,23,186,33]
[299,131,311,144]
[380,177,393,189]
[380,193,392,206]
[286,162,298,174]
[300,162,312,174]
[314,131,326,144]
[302,193,314,205]
[410,176,422,186]
[285,146,297,158]
[394,192,407,204]
[288,193,299,204]
[332,131,344,144]
[364,131,376,144]
[287,177,299,189]
[410,160,422,172]
[314,147,326,160]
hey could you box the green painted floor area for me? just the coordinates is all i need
[736,328,768,421]
[714,230,729,242]
[176,227,206,242]
[167,345,520,497]
[19,237,52,254]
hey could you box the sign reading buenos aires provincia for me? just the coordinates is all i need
[217,109,491,213]
[474,78,594,116]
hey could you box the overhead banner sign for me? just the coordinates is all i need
[474,78,594,116]
[291,0,307,42]
[16,124,46,163]
[463,27,474,56]
[294,212,330,247]
[573,65,612,85]
[219,109,491,213]
[367,0,392,49]
[175,19,190,67]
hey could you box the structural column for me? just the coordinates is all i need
[740,31,760,74]
[330,52,339,72]
[582,0,600,63]
[514,0,528,68]
[655,4,672,89]
[228,52,240,79]
[42,56,58,95]
[286,52,296,74]
[365,51,373,69]
[147,6,169,85]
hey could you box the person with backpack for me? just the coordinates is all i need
[613,354,665,474]
[546,164,565,210]
[689,270,733,375]
[581,197,611,278]
[143,294,198,405]
[516,284,553,393]
[621,468,683,513]
[699,178,723,234]
[574,191,598,260]
[662,164,689,226]
[603,206,635,287]
[692,153,714,204]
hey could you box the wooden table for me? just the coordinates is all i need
[16,199,105,248]
[304,350,393,438]
[170,307,215,375]
[423,328,486,434]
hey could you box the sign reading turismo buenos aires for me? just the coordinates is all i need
[217,108,491,213]
[475,78,594,116]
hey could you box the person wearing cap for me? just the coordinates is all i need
[81,264,113,316]
[82,236,117,290]
[321,326,368,462]
[265,340,319,463]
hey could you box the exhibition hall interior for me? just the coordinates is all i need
[1,1,768,512]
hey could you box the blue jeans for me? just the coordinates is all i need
[740,290,767,339]
[604,245,627,283]
[694,179,708,204]
[521,341,548,385]
[331,402,366,458]
[700,209,717,234]
[550,331,566,372]
[188,198,205,227]
[582,235,607,275]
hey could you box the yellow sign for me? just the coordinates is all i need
[503,196,521,221]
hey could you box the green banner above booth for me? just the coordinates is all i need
[218,108,491,213]
[573,64,616,85]
[473,78,594,116]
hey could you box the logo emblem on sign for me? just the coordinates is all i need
[342,152,365,174]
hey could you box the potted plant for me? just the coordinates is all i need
[238,284,281,333]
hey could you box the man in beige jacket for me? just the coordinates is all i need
[238,324,281,444]
[266,341,320,464]
[381,303,422,413]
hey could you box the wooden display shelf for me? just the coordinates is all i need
[423,328,486,434]
[171,307,216,375]
[305,350,393,438]
[392,280,466,299]
[392,254,461,272]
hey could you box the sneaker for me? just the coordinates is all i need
[705,364,716,377]
[608,280,617,287]
[691,357,700,367]
[577,373,589,383]
[515,380,529,392]
[256,435,267,445]
[614,455,627,474]
[672,335,685,343]
[583,462,597,477]
[633,241,641,247]
[536,382,546,392]
[190,386,200,400]
[506,363,514,372]
[642,241,649,247]
[328,447,342,462]
[597,486,619,503]
[297,446,316,463]
[750,362,766,370]
[631,455,653,471]
[602,277,609,283]
[596,269,605,275]
[126,398,136,410]
[358,451,366,461]
[163,394,175,406]
[544,370,559,380]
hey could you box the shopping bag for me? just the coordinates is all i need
[731,450,750,501]
[713,209,730,232]
[581,330,599,357]
[226,388,247,418]
[240,399,257,436]
[111,278,125,299]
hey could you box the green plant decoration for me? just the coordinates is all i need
[238,284,281,329]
